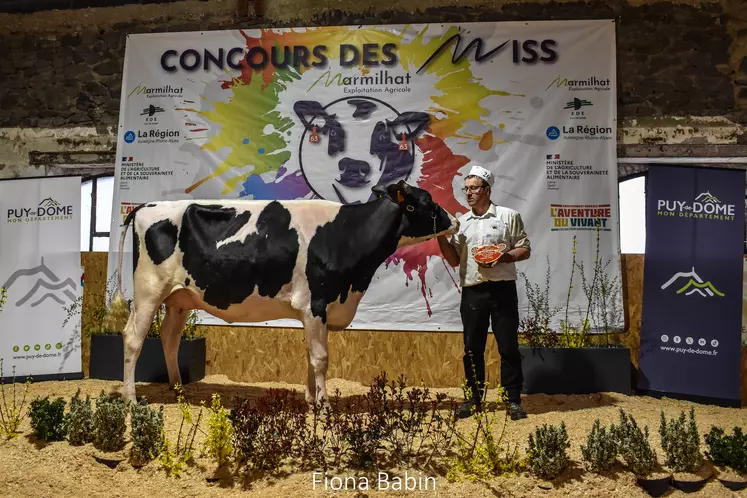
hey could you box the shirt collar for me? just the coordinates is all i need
[466,203,496,220]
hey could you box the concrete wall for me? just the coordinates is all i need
[1,0,747,178]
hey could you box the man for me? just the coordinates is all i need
[437,165,531,420]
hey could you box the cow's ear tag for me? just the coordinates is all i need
[398,133,408,151]
[397,190,405,203]
[309,126,320,143]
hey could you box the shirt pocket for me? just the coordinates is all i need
[480,219,508,246]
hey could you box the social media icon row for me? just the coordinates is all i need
[660,335,718,348]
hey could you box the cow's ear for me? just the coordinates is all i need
[387,183,407,204]
[397,180,412,192]
[293,100,326,131]
[386,112,430,141]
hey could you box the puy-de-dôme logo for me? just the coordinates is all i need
[6,198,74,223]
[656,191,736,221]
[661,267,724,298]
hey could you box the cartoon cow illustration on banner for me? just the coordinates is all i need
[293,97,430,204]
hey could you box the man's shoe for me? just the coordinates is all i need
[508,402,527,420]
[456,400,481,419]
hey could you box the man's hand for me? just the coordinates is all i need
[437,234,460,268]
[476,247,529,268]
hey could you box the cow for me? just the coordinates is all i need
[108,180,459,405]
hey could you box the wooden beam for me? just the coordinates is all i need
[618,144,747,158]
[236,0,248,18]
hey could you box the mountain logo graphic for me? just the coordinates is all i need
[660,267,724,297]
[694,191,720,204]
[1,258,77,308]
[39,198,61,208]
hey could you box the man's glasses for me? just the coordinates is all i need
[461,186,486,193]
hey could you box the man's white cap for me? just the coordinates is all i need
[468,164,494,187]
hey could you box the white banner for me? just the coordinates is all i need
[0,176,82,378]
[109,20,622,332]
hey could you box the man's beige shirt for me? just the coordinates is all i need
[449,203,531,287]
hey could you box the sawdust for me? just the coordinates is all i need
[0,375,745,497]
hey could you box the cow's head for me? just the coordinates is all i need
[372,181,459,247]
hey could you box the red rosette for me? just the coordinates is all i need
[471,243,507,265]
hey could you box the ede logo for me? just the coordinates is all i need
[124,131,136,144]
[546,126,560,140]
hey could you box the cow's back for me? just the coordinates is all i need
[131,199,342,321]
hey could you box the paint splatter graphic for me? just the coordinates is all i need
[239,165,313,200]
[187,25,521,314]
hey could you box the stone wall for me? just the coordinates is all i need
[1,0,747,177]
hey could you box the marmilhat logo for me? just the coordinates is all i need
[546,126,560,140]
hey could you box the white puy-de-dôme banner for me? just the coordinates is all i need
[0,176,82,379]
[108,20,621,332]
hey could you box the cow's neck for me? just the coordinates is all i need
[338,197,404,293]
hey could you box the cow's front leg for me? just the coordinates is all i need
[160,306,190,390]
[302,314,330,409]
[122,300,161,404]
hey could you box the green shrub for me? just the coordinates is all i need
[204,393,233,467]
[580,418,618,473]
[93,392,127,451]
[704,426,747,474]
[130,398,164,463]
[613,408,656,477]
[158,384,201,477]
[29,396,67,441]
[0,359,31,439]
[527,422,571,480]
[65,389,94,445]
[659,408,702,473]
[447,385,525,482]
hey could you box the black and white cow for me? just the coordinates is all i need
[110,181,458,405]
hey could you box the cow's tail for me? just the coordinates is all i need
[105,204,147,332]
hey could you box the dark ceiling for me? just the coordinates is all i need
[0,0,184,14]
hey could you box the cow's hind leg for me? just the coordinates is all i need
[160,305,190,391]
[302,314,330,408]
[122,299,163,404]
[305,350,316,406]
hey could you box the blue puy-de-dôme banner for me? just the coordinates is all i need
[638,165,745,406]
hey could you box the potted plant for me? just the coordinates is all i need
[659,408,712,492]
[704,425,747,491]
[64,272,206,384]
[517,226,631,395]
